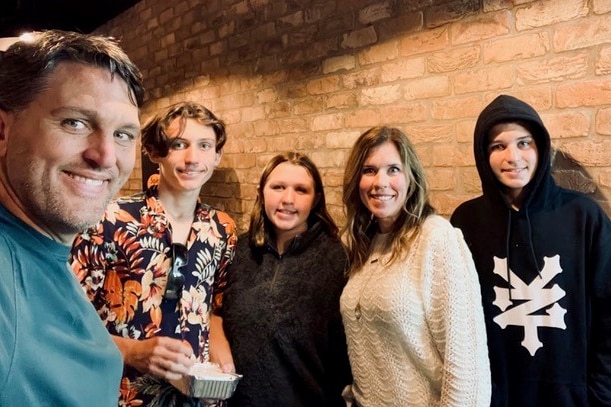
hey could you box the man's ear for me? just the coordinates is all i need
[0,109,10,157]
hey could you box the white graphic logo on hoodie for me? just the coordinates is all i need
[492,255,567,356]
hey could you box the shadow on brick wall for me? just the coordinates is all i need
[551,148,611,216]
[199,167,249,231]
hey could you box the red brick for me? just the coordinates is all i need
[399,27,449,56]
[426,0,479,29]
[431,97,487,120]
[460,167,482,193]
[360,84,403,105]
[426,168,456,191]
[543,111,589,139]
[325,92,359,110]
[432,144,475,167]
[253,120,280,136]
[256,88,279,103]
[277,117,309,133]
[378,103,428,124]
[558,140,611,166]
[430,193,475,217]
[325,130,362,149]
[341,26,378,49]
[596,108,611,136]
[215,92,255,110]
[306,38,340,61]
[311,113,344,131]
[279,11,303,29]
[451,10,512,45]
[553,13,611,51]
[295,133,328,150]
[344,108,381,129]
[456,120,475,143]
[596,47,611,76]
[311,150,349,168]
[266,101,291,119]
[223,153,257,169]
[593,0,611,14]
[484,32,550,63]
[600,171,611,188]
[557,79,611,107]
[359,2,392,25]
[489,88,554,112]
[516,0,588,30]
[404,76,451,100]
[104,0,611,224]
[516,53,588,84]
[377,12,423,41]
[304,1,336,24]
[358,40,399,65]
[342,67,382,90]
[380,57,426,83]
[428,46,479,73]
[220,109,241,125]
[404,123,454,144]
[306,76,341,95]
[294,97,325,115]
[323,55,356,74]
[483,0,513,12]
[218,20,235,39]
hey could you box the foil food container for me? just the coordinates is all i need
[170,363,242,400]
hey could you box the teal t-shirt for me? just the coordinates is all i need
[0,203,123,406]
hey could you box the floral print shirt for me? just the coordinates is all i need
[70,185,237,407]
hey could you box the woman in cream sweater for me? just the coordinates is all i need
[340,126,491,407]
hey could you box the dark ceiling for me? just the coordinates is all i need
[0,0,140,38]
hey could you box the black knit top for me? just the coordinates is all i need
[221,222,352,406]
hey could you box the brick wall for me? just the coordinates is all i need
[98,0,611,232]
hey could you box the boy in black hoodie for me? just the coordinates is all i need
[451,94,611,407]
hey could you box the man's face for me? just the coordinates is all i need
[0,62,140,243]
[488,122,538,202]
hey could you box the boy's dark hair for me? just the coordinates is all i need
[141,102,227,158]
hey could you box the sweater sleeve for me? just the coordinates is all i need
[325,242,353,403]
[420,216,491,407]
[588,208,611,406]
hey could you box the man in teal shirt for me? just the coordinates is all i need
[0,30,144,406]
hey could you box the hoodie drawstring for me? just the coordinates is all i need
[505,208,543,301]
[505,208,513,301]
[525,208,542,278]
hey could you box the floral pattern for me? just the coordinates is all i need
[70,185,237,407]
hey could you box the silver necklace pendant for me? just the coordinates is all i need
[355,303,362,320]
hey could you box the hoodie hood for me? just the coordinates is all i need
[474,95,553,210]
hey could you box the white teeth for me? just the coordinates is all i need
[181,169,202,175]
[71,174,104,186]
[372,195,393,201]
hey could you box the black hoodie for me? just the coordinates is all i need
[451,95,611,407]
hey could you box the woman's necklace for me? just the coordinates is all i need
[354,257,380,320]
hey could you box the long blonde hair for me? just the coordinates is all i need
[342,126,434,273]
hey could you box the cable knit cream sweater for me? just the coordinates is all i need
[340,215,491,407]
